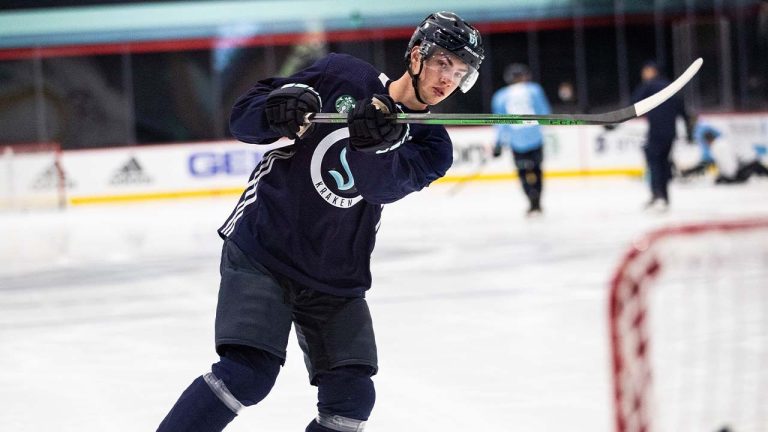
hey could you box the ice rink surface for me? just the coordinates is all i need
[1,175,767,432]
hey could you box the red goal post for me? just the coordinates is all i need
[0,142,66,210]
[609,219,768,432]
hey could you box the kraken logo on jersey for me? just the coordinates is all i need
[310,128,363,208]
[328,147,355,191]
[335,95,356,114]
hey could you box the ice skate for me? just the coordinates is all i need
[643,198,669,213]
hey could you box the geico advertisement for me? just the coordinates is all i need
[61,141,290,198]
[187,149,263,178]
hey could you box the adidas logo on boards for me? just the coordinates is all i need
[32,163,75,190]
[110,156,152,185]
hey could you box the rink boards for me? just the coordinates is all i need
[16,112,767,205]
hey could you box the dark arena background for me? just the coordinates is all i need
[1,2,767,432]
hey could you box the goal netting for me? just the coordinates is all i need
[610,219,768,432]
[0,143,66,210]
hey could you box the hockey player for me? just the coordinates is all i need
[156,11,484,432]
[631,60,692,211]
[702,130,768,184]
[491,63,552,215]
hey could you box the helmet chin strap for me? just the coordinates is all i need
[407,58,430,106]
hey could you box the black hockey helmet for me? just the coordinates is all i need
[405,11,484,94]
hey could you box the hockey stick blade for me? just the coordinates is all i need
[308,57,703,126]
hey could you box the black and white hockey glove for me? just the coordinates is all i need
[347,94,408,153]
[264,84,322,140]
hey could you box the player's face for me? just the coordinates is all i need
[415,48,469,105]
[641,66,658,81]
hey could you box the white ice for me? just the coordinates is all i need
[1,176,767,432]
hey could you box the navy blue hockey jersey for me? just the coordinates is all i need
[219,53,453,297]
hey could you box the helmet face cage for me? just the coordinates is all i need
[406,11,485,93]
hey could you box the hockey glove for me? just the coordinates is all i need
[347,94,407,153]
[264,84,322,140]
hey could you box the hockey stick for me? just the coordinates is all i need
[308,58,703,126]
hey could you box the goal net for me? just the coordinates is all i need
[609,219,768,432]
[0,143,66,210]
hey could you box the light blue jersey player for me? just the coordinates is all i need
[491,63,551,215]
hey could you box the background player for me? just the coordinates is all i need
[701,129,768,184]
[491,63,552,216]
[155,11,484,432]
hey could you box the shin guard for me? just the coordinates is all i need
[305,366,375,432]
[156,347,281,432]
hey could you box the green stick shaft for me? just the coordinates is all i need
[308,112,601,126]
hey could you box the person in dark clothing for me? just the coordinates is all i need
[631,61,692,211]
[155,11,484,432]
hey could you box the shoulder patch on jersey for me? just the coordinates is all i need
[335,95,356,114]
